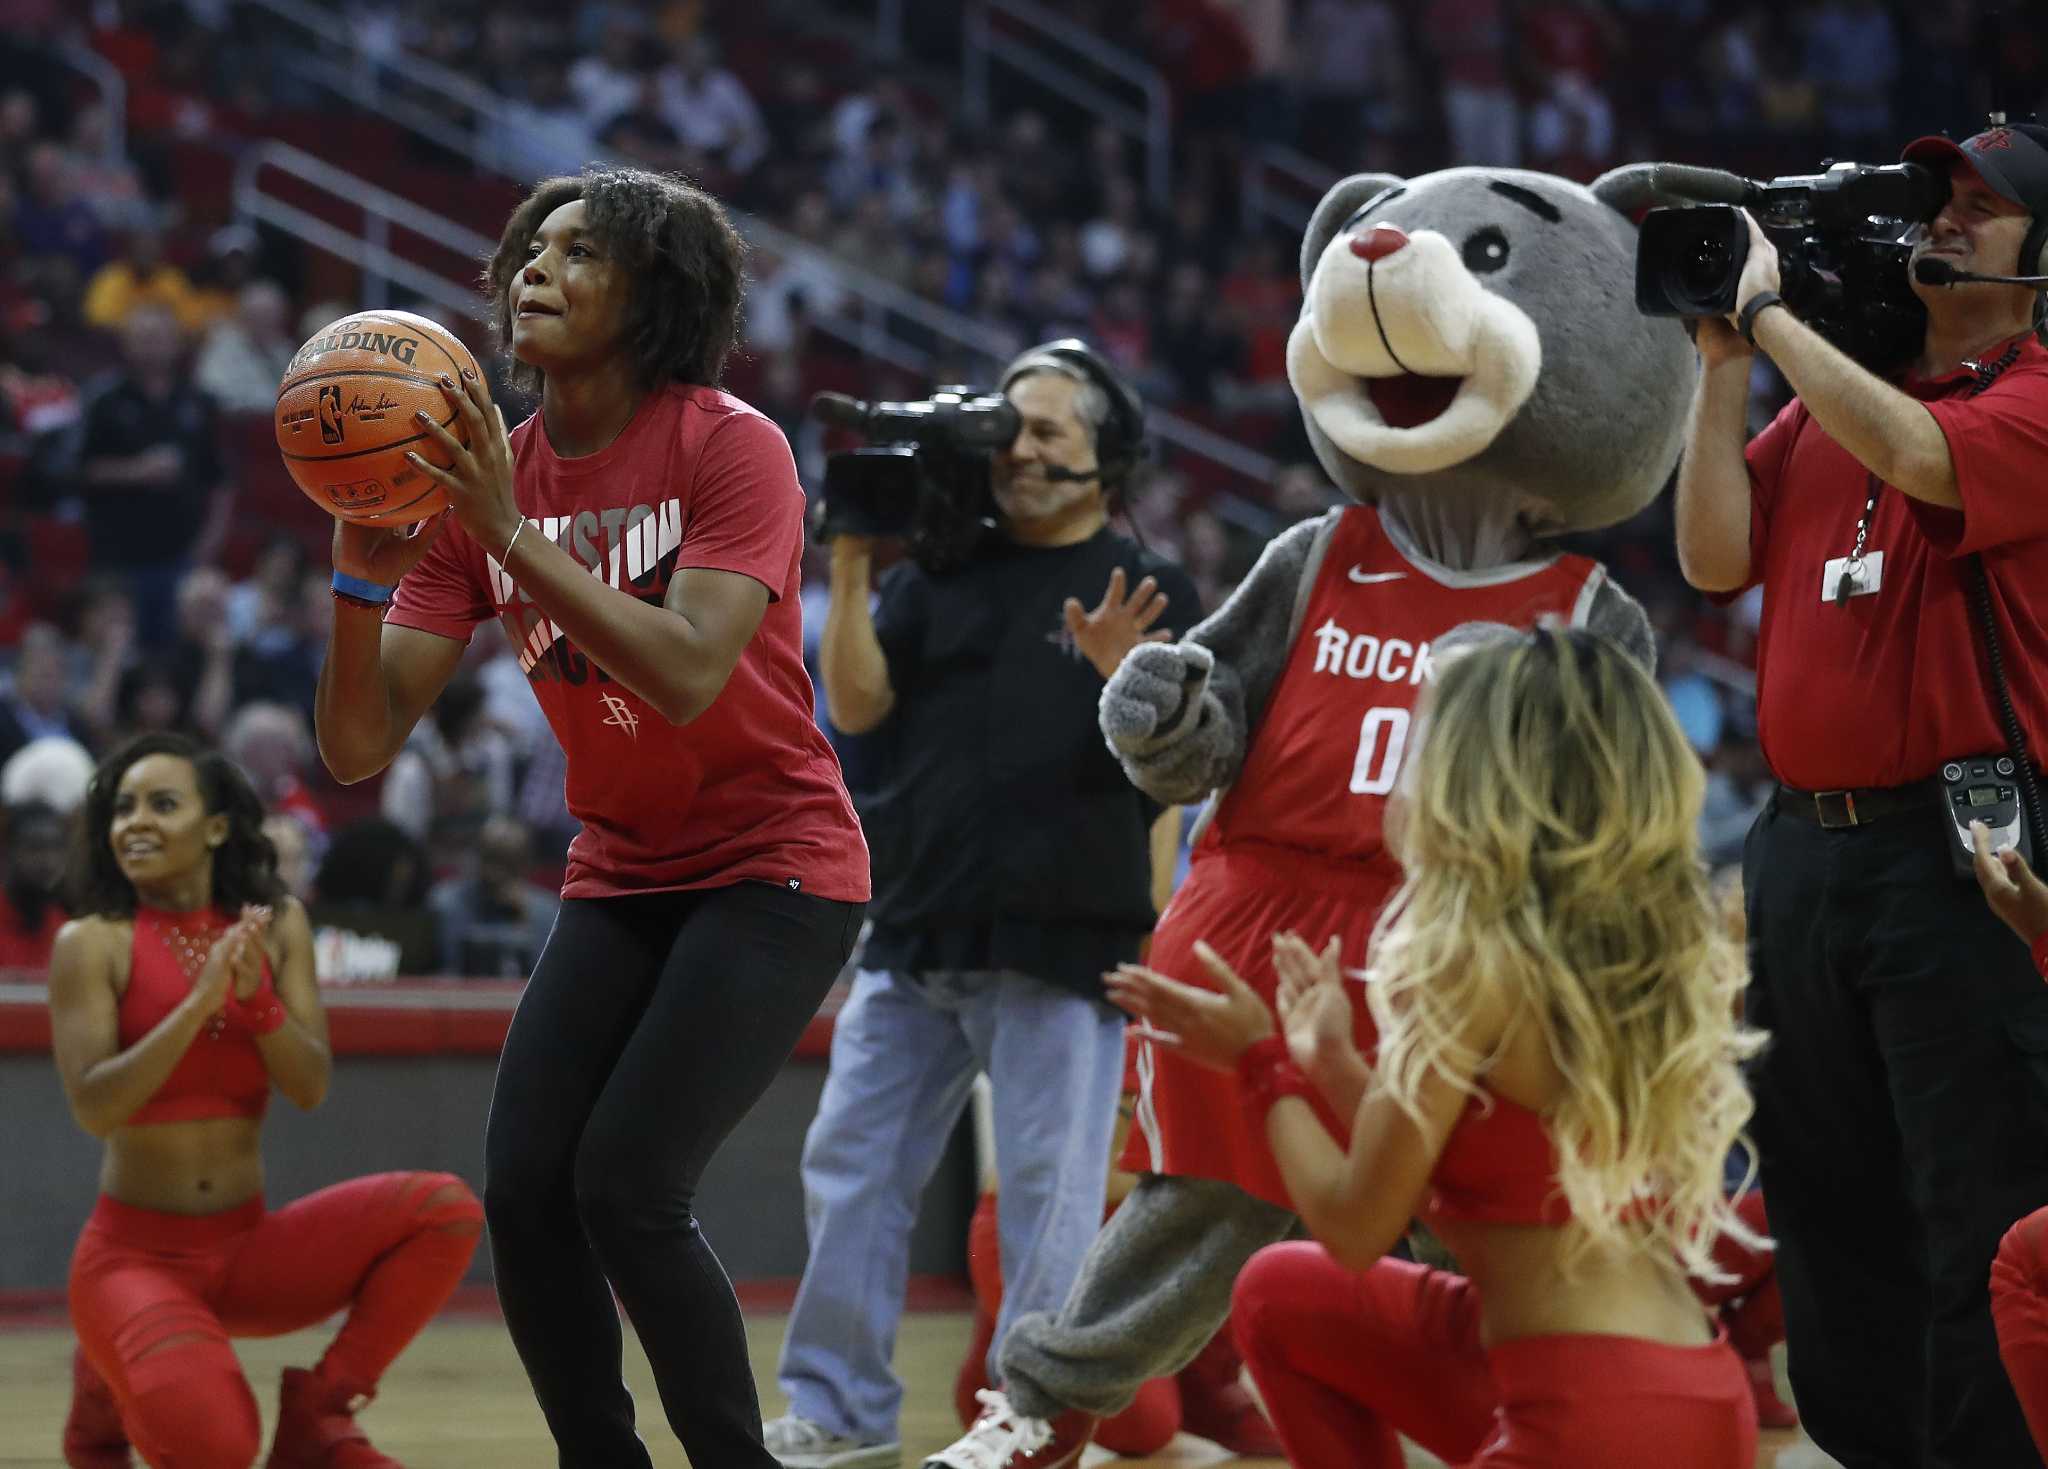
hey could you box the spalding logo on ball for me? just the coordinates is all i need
[275,309,481,527]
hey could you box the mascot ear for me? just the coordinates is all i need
[1589,162,1751,226]
[1303,172,1407,291]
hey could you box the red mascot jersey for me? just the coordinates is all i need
[1124,505,1609,1207]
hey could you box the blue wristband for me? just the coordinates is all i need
[332,570,396,605]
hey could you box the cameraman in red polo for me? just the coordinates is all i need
[1676,122,2048,1468]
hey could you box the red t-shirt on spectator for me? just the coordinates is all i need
[387,384,869,903]
[0,897,64,970]
[1738,331,2048,791]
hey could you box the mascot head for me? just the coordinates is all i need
[1290,162,1742,542]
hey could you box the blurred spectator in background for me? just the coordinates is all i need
[80,228,203,332]
[0,798,65,967]
[58,101,151,236]
[597,70,694,173]
[149,566,236,737]
[12,139,109,299]
[1806,0,1900,152]
[1295,0,1408,145]
[655,35,768,179]
[428,815,559,979]
[0,734,92,816]
[222,699,327,841]
[194,279,296,412]
[487,55,595,181]
[310,816,437,977]
[226,534,306,644]
[66,304,233,641]
[1423,0,1520,166]
[0,621,86,765]
[264,809,316,901]
[185,223,265,326]
[380,675,513,858]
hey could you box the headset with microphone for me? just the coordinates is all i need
[1904,118,2048,293]
[998,338,1148,492]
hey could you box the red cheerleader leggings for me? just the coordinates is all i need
[68,1172,482,1469]
[1232,1244,1757,1468]
[1991,1203,2048,1459]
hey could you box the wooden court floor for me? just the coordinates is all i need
[0,1311,1830,1467]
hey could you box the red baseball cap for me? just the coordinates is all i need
[1901,123,2048,216]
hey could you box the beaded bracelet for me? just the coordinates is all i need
[1236,1035,1317,1127]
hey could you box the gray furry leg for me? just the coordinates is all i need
[998,1175,1295,1420]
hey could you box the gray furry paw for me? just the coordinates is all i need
[1101,641,1215,753]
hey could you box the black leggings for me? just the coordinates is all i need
[482,881,862,1468]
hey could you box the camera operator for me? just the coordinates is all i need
[764,342,1200,1469]
[1676,123,2048,1466]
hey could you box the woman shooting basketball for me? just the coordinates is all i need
[50,733,481,1468]
[312,166,868,1467]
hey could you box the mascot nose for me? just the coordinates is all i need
[1349,225,1409,262]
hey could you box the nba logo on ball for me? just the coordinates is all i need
[275,308,480,527]
[318,385,344,445]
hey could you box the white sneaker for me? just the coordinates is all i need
[762,1411,901,1468]
[919,1390,1081,1469]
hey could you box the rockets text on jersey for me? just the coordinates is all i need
[1203,505,1606,867]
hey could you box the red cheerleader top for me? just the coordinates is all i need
[1425,1088,1571,1228]
[117,907,272,1126]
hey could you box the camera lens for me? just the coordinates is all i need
[1636,206,1749,317]
[1675,237,1732,301]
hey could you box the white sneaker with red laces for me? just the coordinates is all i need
[919,1391,1091,1469]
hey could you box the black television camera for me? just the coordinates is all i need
[810,387,1018,572]
[1635,161,1946,374]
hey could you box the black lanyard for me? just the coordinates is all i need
[1832,338,2024,609]
[1834,478,1880,607]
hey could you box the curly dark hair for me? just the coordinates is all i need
[65,733,287,918]
[484,167,747,395]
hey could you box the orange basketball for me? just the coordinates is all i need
[275,309,483,527]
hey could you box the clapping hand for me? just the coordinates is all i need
[190,906,273,1014]
[1105,940,1274,1072]
[1064,567,1172,680]
[1272,931,1358,1076]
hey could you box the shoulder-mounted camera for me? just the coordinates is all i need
[1634,160,1942,374]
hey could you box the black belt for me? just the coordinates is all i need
[1774,780,1935,829]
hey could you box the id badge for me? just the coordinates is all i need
[1821,551,1883,603]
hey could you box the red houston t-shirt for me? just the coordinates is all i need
[386,384,869,902]
[1738,332,2048,791]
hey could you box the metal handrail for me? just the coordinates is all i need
[228,0,1278,509]
[963,0,1171,204]
[1243,144,1337,233]
[53,43,127,166]
[232,144,492,323]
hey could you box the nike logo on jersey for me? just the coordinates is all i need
[1347,567,1407,584]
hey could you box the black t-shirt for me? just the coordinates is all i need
[858,526,1202,998]
[74,373,224,568]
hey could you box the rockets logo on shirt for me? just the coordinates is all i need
[488,498,685,678]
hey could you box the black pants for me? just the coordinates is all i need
[1745,796,2048,1468]
[482,881,863,1469]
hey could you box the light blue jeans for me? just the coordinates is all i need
[775,967,1126,1442]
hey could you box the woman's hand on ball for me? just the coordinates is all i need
[332,514,449,586]
[407,372,521,556]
